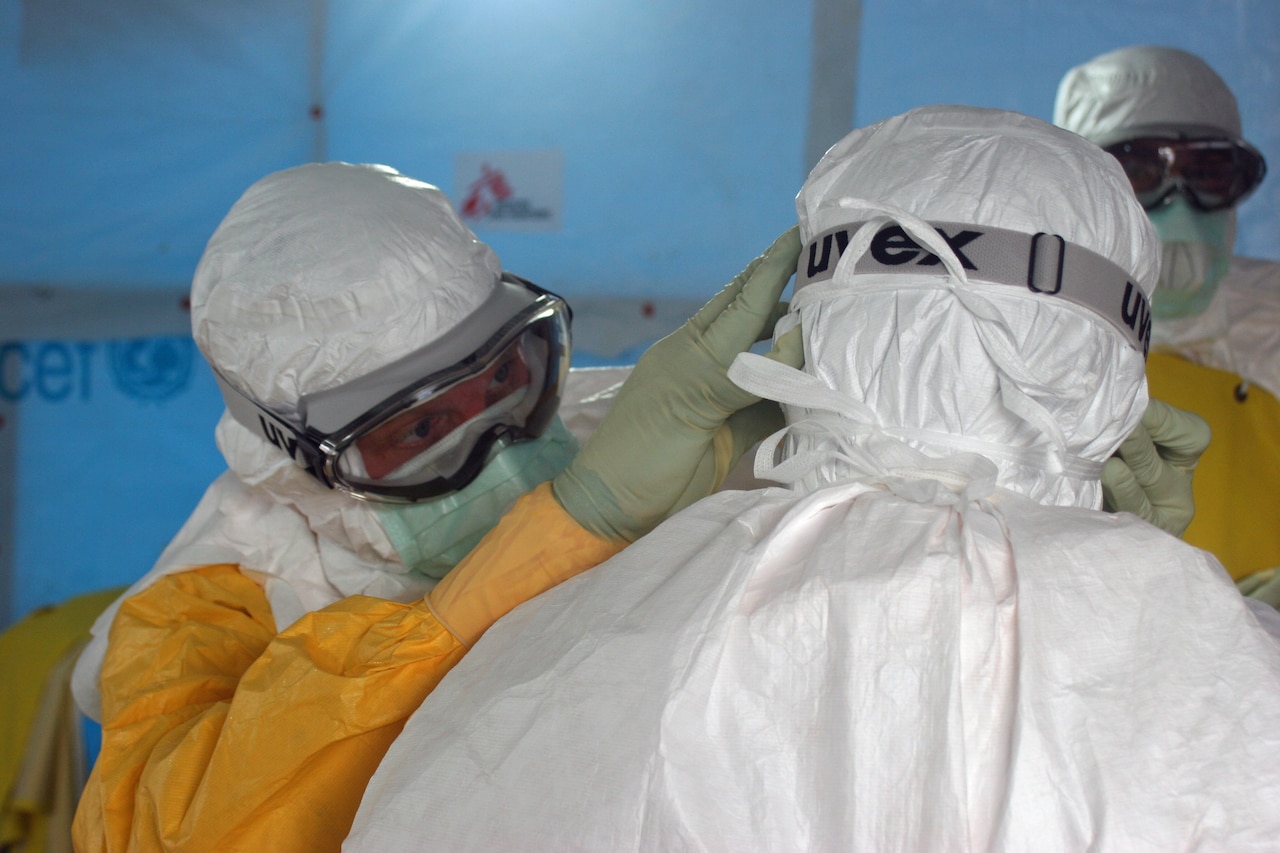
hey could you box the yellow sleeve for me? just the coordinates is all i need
[427,481,627,646]
[73,482,619,853]
[72,564,465,853]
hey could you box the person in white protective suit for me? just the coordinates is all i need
[343,107,1280,853]
[1056,46,1280,603]
[68,162,804,853]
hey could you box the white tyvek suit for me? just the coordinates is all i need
[345,107,1280,852]
[1057,46,1280,583]
[71,163,605,722]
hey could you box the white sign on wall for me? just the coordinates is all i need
[454,149,563,232]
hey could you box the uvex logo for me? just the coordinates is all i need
[259,415,302,462]
[806,225,984,279]
[259,415,325,478]
[1121,281,1152,356]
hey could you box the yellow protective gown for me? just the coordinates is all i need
[1147,352,1280,580]
[71,483,621,853]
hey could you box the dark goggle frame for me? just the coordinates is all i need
[1103,136,1267,212]
[215,274,572,504]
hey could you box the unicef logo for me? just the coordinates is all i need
[108,337,194,401]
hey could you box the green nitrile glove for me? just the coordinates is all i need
[553,227,804,542]
[1102,397,1211,537]
[1237,568,1280,610]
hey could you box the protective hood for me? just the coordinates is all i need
[190,161,505,589]
[75,163,507,720]
[1053,45,1243,146]
[740,106,1160,509]
[1054,47,1242,319]
[193,162,501,409]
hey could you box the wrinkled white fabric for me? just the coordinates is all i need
[347,485,1280,852]
[345,108,1280,852]
[193,163,501,411]
[555,365,629,443]
[1153,255,1280,400]
[1054,45,1243,145]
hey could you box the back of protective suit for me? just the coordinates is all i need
[344,107,1280,852]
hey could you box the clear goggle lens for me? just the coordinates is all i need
[1104,137,1267,212]
[333,315,565,499]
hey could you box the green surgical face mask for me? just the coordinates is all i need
[1147,198,1233,320]
[375,416,579,580]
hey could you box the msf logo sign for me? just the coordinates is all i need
[458,158,555,225]
[461,164,513,219]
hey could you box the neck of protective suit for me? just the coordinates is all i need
[730,199,1150,510]
[375,416,579,579]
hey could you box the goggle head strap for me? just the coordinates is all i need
[213,368,521,501]
[212,369,337,488]
[799,221,1153,358]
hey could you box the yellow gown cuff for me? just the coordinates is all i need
[427,482,625,647]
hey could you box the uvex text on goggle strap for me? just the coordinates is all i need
[799,222,1152,357]
[1103,136,1267,212]
[214,273,572,503]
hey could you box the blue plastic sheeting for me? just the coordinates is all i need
[5,338,225,618]
[3,1,1276,297]
[1,0,812,299]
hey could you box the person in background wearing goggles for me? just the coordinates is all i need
[1058,46,1280,607]
[68,161,803,853]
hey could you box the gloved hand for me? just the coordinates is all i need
[1101,397,1211,538]
[1237,568,1280,610]
[553,226,803,542]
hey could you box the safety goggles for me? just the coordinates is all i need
[1103,136,1267,212]
[215,273,572,503]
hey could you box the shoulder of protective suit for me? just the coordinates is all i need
[1008,497,1220,571]
[1224,255,1280,291]
[1220,257,1280,334]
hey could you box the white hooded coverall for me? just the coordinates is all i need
[69,164,622,853]
[344,107,1280,853]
